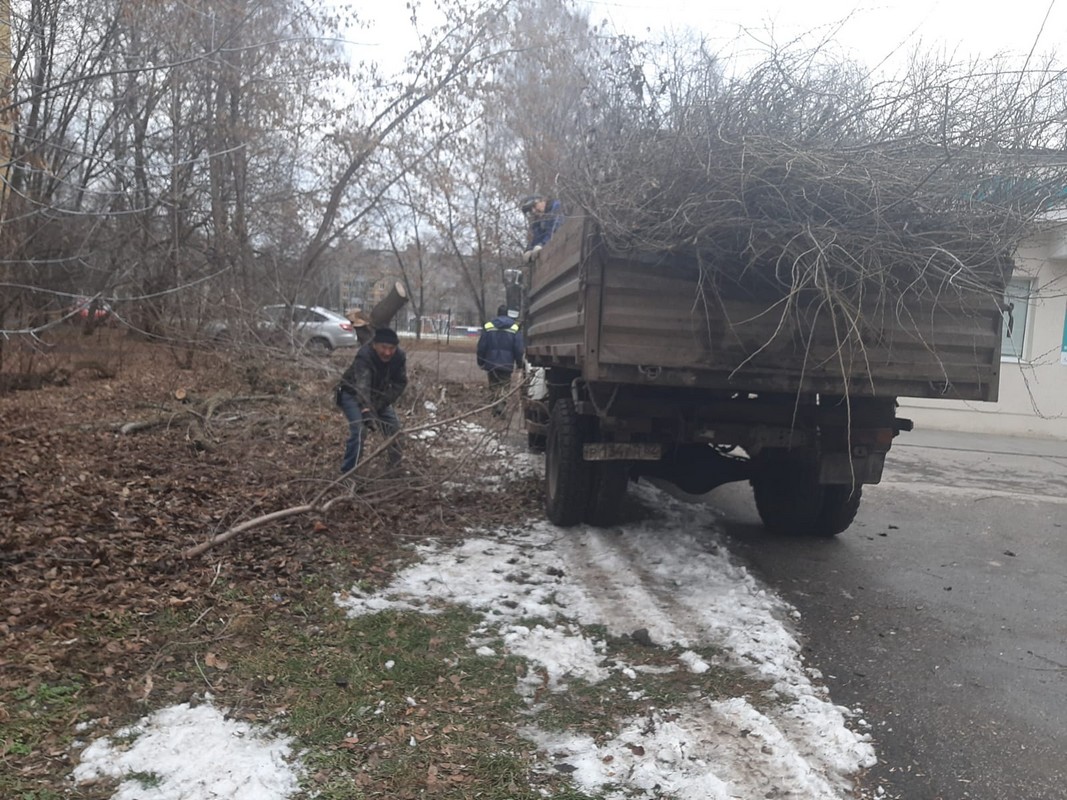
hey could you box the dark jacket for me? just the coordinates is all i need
[477,316,524,372]
[339,344,408,411]
[528,198,563,248]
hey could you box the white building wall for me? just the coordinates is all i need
[899,225,1067,440]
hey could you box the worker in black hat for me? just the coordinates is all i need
[336,327,407,474]
[477,304,524,417]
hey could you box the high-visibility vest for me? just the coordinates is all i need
[484,321,520,334]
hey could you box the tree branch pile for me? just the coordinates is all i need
[562,49,1067,310]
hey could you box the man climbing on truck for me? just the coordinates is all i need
[521,194,563,262]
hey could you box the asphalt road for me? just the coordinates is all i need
[701,430,1067,800]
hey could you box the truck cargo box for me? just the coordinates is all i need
[525,215,1007,402]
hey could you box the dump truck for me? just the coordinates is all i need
[520,215,1009,534]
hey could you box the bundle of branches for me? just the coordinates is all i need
[563,47,1067,307]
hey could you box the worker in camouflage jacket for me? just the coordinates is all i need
[477,305,524,417]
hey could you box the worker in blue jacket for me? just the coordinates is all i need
[521,195,563,261]
[477,305,525,417]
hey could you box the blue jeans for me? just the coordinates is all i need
[338,391,401,473]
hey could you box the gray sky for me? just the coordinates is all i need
[587,0,1064,66]
[353,0,1064,73]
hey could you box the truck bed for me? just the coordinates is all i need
[524,216,1006,401]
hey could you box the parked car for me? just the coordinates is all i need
[68,295,112,323]
[451,325,482,337]
[211,304,359,353]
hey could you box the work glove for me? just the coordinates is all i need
[362,408,379,433]
[522,245,542,263]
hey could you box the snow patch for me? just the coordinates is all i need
[72,701,299,800]
[335,482,876,798]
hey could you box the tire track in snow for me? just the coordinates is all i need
[542,489,875,794]
[335,482,876,799]
[548,489,803,683]
[547,524,698,647]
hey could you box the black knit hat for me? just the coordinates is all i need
[372,327,399,345]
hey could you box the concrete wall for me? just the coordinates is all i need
[899,224,1067,440]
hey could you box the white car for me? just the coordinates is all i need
[259,304,359,352]
[210,304,359,353]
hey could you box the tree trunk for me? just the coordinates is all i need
[370,281,408,329]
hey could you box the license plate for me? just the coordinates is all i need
[583,443,664,461]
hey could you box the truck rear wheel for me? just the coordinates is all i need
[751,458,824,536]
[752,459,862,537]
[544,398,590,527]
[584,462,629,527]
[814,485,862,537]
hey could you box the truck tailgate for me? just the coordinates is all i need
[525,216,1005,401]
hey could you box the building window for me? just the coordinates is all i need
[1001,278,1032,361]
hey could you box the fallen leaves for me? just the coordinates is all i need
[1,335,544,796]
[203,652,229,670]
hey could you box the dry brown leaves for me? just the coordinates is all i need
[0,328,540,725]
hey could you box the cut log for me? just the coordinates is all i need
[344,309,374,344]
[369,281,408,329]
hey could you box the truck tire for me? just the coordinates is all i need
[544,398,590,527]
[813,485,862,537]
[524,398,549,452]
[751,458,824,536]
[584,462,629,527]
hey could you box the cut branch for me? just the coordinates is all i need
[180,384,524,559]
[118,394,278,435]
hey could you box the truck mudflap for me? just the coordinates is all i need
[816,419,911,485]
[819,451,886,485]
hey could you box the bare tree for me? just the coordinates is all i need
[0,0,355,346]
[389,0,611,322]
[291,0,523,291]
[0,0,528,351]
[378,178,432,338]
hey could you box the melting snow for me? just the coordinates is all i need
[72,425,875,800]
[335,481,876,798]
